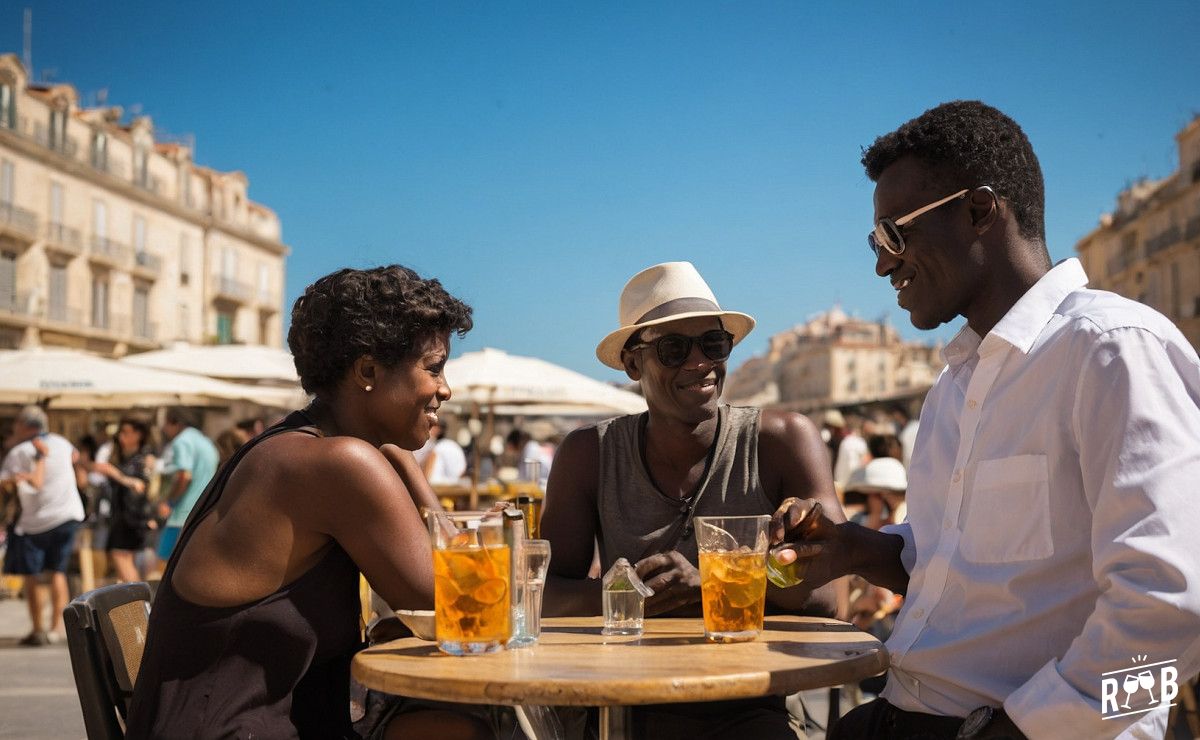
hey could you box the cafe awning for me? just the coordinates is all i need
[0,347,300,409]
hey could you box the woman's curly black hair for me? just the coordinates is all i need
[288,265,473,396]
[862,100,1045,243]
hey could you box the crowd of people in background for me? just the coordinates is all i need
[0,406,247,645]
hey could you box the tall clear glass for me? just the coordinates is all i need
[695,515,769,643]
[428,511,511,655]
[509,539,551,647]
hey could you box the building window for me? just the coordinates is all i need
[133,285,150,339]
[259,313,270,344]
[0,79,14,129]
[216,311,234,345]
[48,262,68,322]
[133,143,148,188]
[91,275,109,330]
[91,131,108,171]
[0,158,13,206]
[1170,261,1180,318]
[257,263,270,302]
[49,181,63,227]
[49,107,67,151]
[178,302,189,340]
[0,250,15,311]
[179,233,190,286]
[92,199,107,247]
[133,215,146,255]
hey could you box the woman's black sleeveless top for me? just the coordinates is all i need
[126,411,362,739]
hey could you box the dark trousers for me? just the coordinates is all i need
[830,697,963,740]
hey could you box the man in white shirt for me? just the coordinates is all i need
[772,101,1200,739]
[419,420,467,485]
[1,406,85,646]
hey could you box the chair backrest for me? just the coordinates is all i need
[63,581,152,740]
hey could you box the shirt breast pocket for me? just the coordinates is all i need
[960,454,1053,563]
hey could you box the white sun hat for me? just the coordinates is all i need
[845,457,908,493]
[595,261,756,370]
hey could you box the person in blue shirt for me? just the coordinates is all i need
[156,407,219,559]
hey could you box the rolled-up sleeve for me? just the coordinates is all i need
[880,521,916,574]
[1006,326,1200,739]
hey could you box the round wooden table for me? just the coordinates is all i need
[353,615,888,739]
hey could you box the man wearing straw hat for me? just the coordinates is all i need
[542,261,845,739]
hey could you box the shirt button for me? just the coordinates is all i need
[943,520,953,531]
[967,399,978,410]
[952,469,962,483]
[911,608,925,619]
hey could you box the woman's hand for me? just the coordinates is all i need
[635,550,701,616]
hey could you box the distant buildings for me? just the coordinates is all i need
[724,306,943,412]
[1075,115,1200,352]
[0,54,287,356]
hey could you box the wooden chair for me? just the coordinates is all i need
[63,581,152,739]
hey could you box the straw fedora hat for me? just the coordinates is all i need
[596,261,755,370]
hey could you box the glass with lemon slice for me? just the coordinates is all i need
[695,515,770,643]
[429,511,511,655]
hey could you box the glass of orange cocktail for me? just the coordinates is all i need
[428,511,511,655]
[695,515,769,643]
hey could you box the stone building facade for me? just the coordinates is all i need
[1075,115,1200,351]
[724,306,942,412]
[0,54,287,356]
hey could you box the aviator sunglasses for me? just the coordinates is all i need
[628,329,734,368]
[868,186,995,257]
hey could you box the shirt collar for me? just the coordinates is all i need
[942,323,982,368]
[986,258,1088,355]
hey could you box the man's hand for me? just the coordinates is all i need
[768,497,849,591]
[634,551,700,616]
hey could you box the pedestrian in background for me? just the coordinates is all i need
[91,418,157,583]
[156,407,218,559]
[0,405,85,646]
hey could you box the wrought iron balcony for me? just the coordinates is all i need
[89,235,132,266]
[132,249,162,276]
[213,275,254,303]
[0,201,39,239]
[45,222,83,255]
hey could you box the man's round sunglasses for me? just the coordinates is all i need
[868,186,994,258]
[627,329,734,368]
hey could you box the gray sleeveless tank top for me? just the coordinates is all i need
[595,404,772,571]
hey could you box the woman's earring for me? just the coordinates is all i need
[364,385,373,392]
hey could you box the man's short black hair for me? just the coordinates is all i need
[165,407,198,429]
[288,265,473,397]
[862,100,1045,243]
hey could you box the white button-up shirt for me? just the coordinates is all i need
[880,258,1200,739]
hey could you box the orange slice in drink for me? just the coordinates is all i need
[472,577,507,605]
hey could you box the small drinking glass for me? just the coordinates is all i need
[601,557,654,636]
[509,539,551,647]
[428,511,511,655]
[695,515,769,643]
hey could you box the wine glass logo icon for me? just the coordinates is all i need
[1120,672,1140,709]
[1138,670,1158,705]
[1120,669,1158,709]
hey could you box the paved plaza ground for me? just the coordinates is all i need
[0,591,85,739]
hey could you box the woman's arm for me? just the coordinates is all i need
[380,444,444,514]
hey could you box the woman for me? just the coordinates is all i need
[91,419,156,583]
[127,266,483,739]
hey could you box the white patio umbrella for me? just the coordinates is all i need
[444,348,646,416]
[121,342,300,384]
[442,347,646,507]
[0,348,299,409]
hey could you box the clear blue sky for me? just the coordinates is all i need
[5,2,1198,383]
